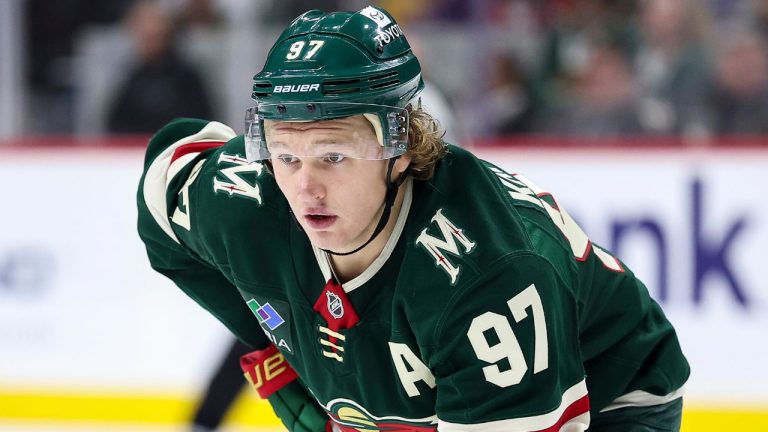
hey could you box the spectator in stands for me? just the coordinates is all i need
[707,25,768,135]
[179,0,225,31]
[632,0,713,136]
[531,0,637,118]
[418,80,463,145]
[539,44,646,137]
[476,52,536,137]
[750,0,768,42]
[24,0,133,133]
[406,36,465,145]
[106,0,213,133]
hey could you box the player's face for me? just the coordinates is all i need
[268,116,404,252]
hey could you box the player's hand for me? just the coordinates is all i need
[267,380,330,432]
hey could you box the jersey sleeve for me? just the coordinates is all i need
[430,253,589,432]
[137,118,270,350]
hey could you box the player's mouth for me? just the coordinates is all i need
[303,212,338,230]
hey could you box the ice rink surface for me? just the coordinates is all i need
[0,422,281,432]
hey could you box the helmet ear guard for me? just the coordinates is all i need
[245,6,423,163]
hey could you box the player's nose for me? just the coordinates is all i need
[296,162,326,201]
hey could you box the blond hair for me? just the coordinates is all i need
[406,107,448,181]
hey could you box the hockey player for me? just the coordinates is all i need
[137,6,689,432]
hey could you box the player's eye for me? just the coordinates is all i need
[276,154,299,165]
[323,153,346,164]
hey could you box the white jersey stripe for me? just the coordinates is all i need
[167,152,203,188]
[143,121,236,243]
[437,379,589,432]
[599,386,685,413]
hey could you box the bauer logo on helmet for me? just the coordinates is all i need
[273,84,320,93]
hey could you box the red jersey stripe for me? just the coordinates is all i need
[535,394,590,432]
[170,141,224,163]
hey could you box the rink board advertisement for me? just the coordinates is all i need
[0,144,766,429]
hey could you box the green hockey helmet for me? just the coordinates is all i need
[245,5,424,162]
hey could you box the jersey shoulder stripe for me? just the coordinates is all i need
[437,379,589,432]
[142,120,236,244]
[167,141,226,185]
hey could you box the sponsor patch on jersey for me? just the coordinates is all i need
[242,295,294,354]
[247,299,284,330]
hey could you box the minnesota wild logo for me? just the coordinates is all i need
[415,208,476,285]
[324,399,437,432]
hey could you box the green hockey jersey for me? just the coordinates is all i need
[137,118,689,431]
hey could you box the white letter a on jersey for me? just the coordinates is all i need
[388,342,436,397]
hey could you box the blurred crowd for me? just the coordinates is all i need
[18,0,768,144]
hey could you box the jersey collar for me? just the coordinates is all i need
[313,177,413,293]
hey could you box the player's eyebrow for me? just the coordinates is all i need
[267,139,358,153]
[309,139,356,146]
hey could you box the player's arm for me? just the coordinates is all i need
[137,118,270,347]
[430,253,589,432]
[138,118,330,431]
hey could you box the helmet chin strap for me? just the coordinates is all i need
[321,158,410,257]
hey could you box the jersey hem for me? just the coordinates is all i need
[437,379,590,432]
[599,385,686,413]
